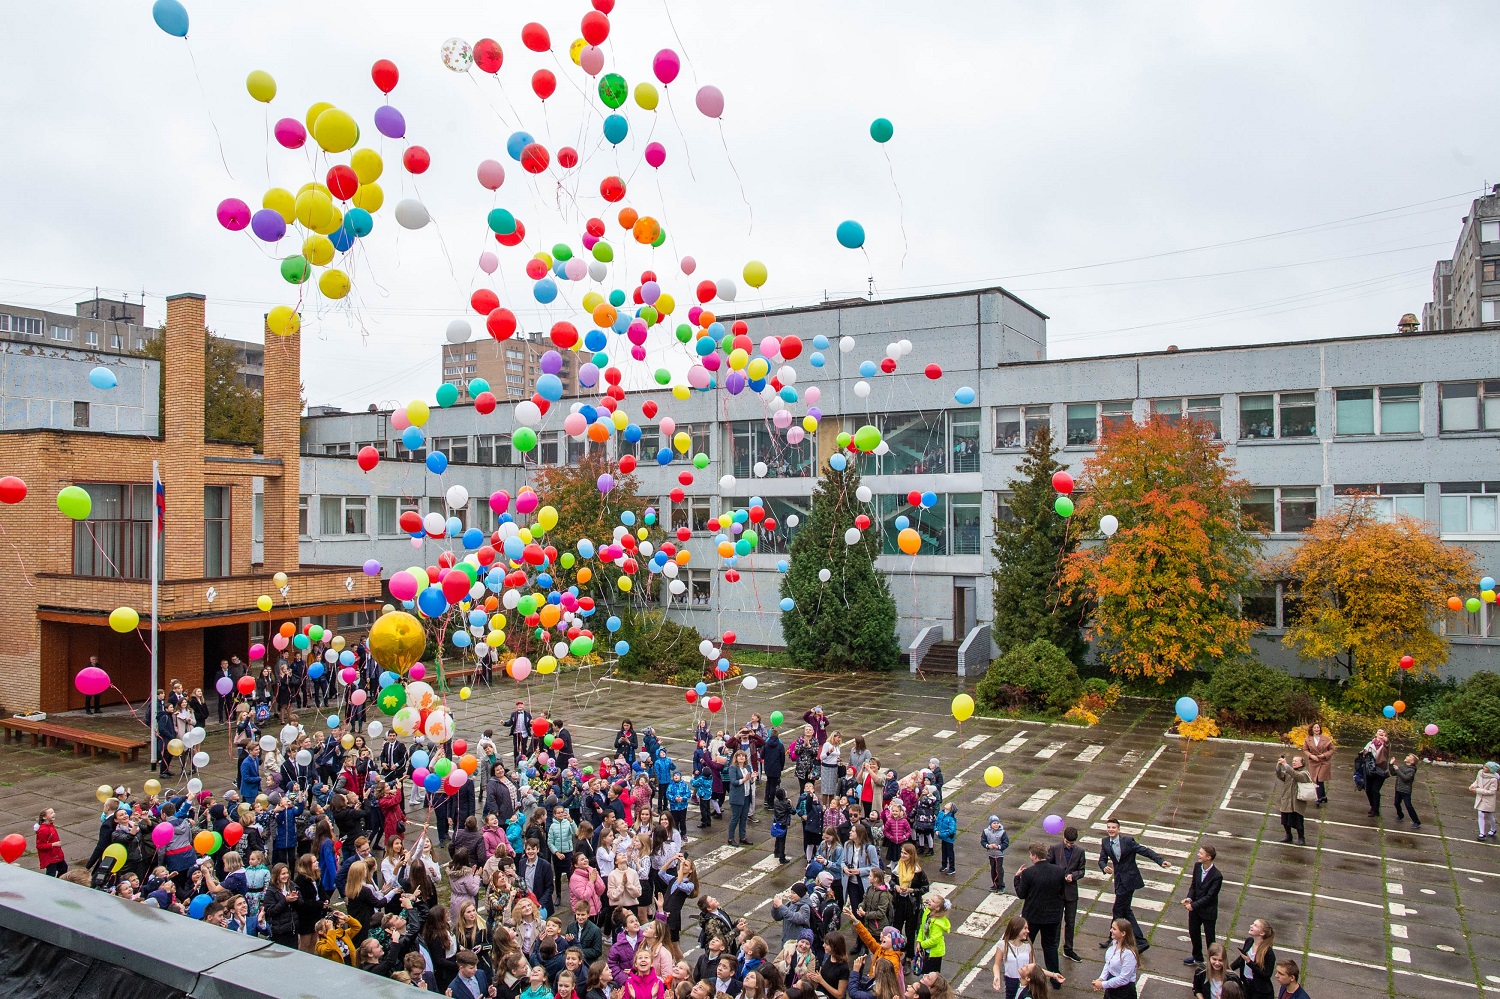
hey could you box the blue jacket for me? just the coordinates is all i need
[317,838,338,893]
[665,777,691,810]
[653,753,678,784]
[935,810,958,843]
[448,969,492,998]
[238,755,261,800]
[690,773,713,800]
[644,731,662,760]
[273,804,302,850]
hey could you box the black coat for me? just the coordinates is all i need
[263,885,299,938]
[292,874,328,934]
[1186,862,1222,920]
[1014,860,1067,925]
[517,855,554,915]
[1097,834,1165,894]
[1046,842,1087,903]
[762,735,786,778]
[1230,938,1276,999]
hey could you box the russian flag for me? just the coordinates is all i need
[154,469,164,533]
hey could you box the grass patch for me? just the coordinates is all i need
[731,650,800,670]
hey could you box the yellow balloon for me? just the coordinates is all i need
[341,733,355,750]
[319,269,351,300]
[407,400,431,427]
[746,357,770,381]
[351,183,384,213]
[728,348,749,371]
[143,778,161,797]
[489,613,507,629]
[897,528,922,556]
[294,189,334,230]
[263,188,295,224]
[109,606,139,633]
[350,148,384,185]
[368,610,427,672]
[267,306,300,338]
[538,505,559,532]
[313,108,358,153]
[272,571,289,588]
[983,765,1004,787]
[569,38,587,66]
[618,576,633,592]
[331,635,346,652]
[167,738,185,757]
[311,206,344,237]
[302,234,335,266]
[802,415,818,433]
[537,655,558,675]
[534,251,554,268]
[95,784,113,803]
[102,843,128,873]
[459,686,472,700]
[246,70,277,104]
[952,693,975,722]
[487,630,506,647]
[1484,589,1497,603]
[582,291,604,312]
[743,260,768,288]
[256,594,273,612]
[519,528,534,544]
[305,101,335,133]
[634,82,660,111]
[656,293,675,316]
[637,527,648,540]
[611,410,629,431]
[673,431,691,454]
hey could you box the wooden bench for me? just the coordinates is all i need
[3,717,147,763]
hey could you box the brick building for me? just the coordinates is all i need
[441,332,590,404]
[0,294,382,714]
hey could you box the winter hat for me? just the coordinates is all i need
[928,759,940,770]
[1487,762,1500,773]
[797,928,815,943]
[816,871,835,887]
[988,815,1000,825]
[789,882,809,897]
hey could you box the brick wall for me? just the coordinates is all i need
[162,294,207,580]
[261,316,300,571]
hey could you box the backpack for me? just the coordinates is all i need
[1353,751,1370,791]
[254,702,271,725]
[912,800,936,834]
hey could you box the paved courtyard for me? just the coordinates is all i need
[3,666,1497,997]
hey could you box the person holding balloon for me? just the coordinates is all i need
[81,654,105,715]
[1358,729,1391,818]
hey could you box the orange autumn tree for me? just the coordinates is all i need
[1060,417,1258,681]
[1272,498,1475,711]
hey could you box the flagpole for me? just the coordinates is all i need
[150,459,160,767]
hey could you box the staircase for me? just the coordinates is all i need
[918,640,963,674]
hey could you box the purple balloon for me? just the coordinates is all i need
[250,208,286,242]
[373,105,406,139]
[217,198,250,231]
[597,473,615,494]
[540,350,563,375]
[1042,814,1065,835]
[808,407,823,420]
[725,371,747,395]
[363,559,382,576]
[215,676,233,697]
[577,365,600,388]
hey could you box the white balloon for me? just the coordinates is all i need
[854,381,871,398]
[192,751,210,768]
[742,675,758,690]
[899,339,913,356]
[446,484,470,510]
[717,278,738,302]
[840,336,856,354]
[367,721,384,739]
[279,724,299,745]
[502,589,520,609]
[187,778,203,796]
[514,400,542,427]
[324,649,338,663]
[663,560,679,578]
[787,514,800,527]
[670,579,686,595]
[554,642,569,659]
[753,461,768,478]
[856,485,873,503]
[446,319,472,344]
[259,735,277,752]
[296,749,313,766]
[778,366,797,385]
[844,527,862,545]
[588,260,608,282]
[394,199,431,229]
[886,343,902,360]
[189,727,206,747]
[818,568,831,582]
[1100,514,1119,537]
[699,639,716,657]
[873,441,890,456]
[719,474,736,492]
[423,512,446,536]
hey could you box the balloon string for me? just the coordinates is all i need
[882,147,909,272]
[469,75,516,132]
[184,40,235,181]
[664,90,696,182]
[716,120,753,235]
[661,0,699,89]
[0,521,36,588]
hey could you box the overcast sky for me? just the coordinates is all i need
[0,2,1493,410]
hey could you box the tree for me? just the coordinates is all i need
[974,638,1082,714]
[1273,498,1475,710]
[779,455,901,672]
[531,453,646,612]
[1060,416,1259,682]
[137,332,264,444]
[989,425,1088,663]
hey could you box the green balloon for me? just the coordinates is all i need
[654,368,672,385]
[853,425,882,451]
[870,118,894,143]
[675,324,693,344]
[57,485,91,521]
[592,241,614,263]
[280,255,311,284]
[309,624,325,642]
[598,73,628,109]
[487,208,517,236]
[720,333,735,353]
[377,684,406,715]
[639,305,658,325]
[560,552,575,568]
[651,227,666,248]
[435,383,459,408]
[770,710,784,727]
[433,758,453,777]
[569,636,594,657]
[469,378,490,395]
[517,595,538,616]
[1054,496,1075,518]
[835,432,852,449]
[552,243,573,262]
[744,531,758,550]
[592,353,609,370]
[693,453,709,470]
[1467,597,1483,613]
[514,427,538,452]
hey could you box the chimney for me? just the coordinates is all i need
[162,294,208,580]
[261,317,302,573]
[1397,313,1420,334]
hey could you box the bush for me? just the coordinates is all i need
[1416,671,1500,758]
[1206,657,1301,727]
[976,639,1082,715]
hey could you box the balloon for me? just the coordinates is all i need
[1399,655,1414,670]
[1054,497,1074,518]
[1042,814,1065,835]
[695,86,724,118]
[897,528,921,556]
[0,834,25,864]
[983,766,1004,787]
[151,0,188,37]
[706,696,723,713]
[216,198,250,232]
[273,118,306,149]
[836,221,865,249]
[1393,700,1406,714]
[374,105,406,140]
[313,108,358,154]
[954,387,977,405]
[1099,514,1119,537]
[477,159,506,191]
[1425,723,1439,736]
[395,200,430,229]
[441,38,474,72]
[1052,471,1075,495]
[1382,705,1396,718]
[108,606,139,633]
[369,610,426,673]
[473,39,503,74]
[1175,697,1199,723]
[57,485,91,520]
[951,694,974,722]
[372,59,400,93]
[653,49,681,84]
[0,477,26,504]
[870,118,894,143]
[74,666,110,696]
[1467,597,1483,613]
[101,842,127,872]
[267,305,300,337]
[521,22,551,52]
[246,70,276,104]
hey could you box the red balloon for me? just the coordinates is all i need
[371,59,399,94]
[521,143,550,174]
[531,69,557,101]
[724,569,740,583]
[521,22,551,52]
[0,834,25,864]
[619,454,638,473]
[641,400,658,418]
[907,491,922,506]
[669,488,685,503]
[496,219,527,247]
[473,38,503,74]
[581,10,611,45]
[403,146,431,174]
[471,289,500,315]
[592,0,615,12]
[236,674,256,696]
[677,470,695,486]
[551,322,579,349]
[604,367,623,386]
[486,307,517,340]
[855,514,871,530]
[223,822,244,847]
[600,176,626,202]
[477,547,495,566]
[586,217,606,238]
[437,551,457,569]
[879,357,897,374]
[326,165,359,201]
[357,446,380,472]
[779,335,803,360]
[533,395,551,416]
[1051,471,1074,495]
[442,572,470,602]
[525,258,548,280]
[1400,655,1415,670]
[0,476,28,504]
[557,147,579,170]
[695,281,718,304]
[399,511,422,534]
[621,558,638,575]
[706,696,723,714]
[685,689,698,704]
[924,363,943,380]
[764,518,778,531]
[722,631,737,645]
[475,392,497,415]
[676,526,691,542]
[531,717,551,738]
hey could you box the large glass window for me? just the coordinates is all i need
[1439,381,1500,433]
[1243,486,1317,534]
[667,568,712,606]
[1440,482,1500,535]
[671,496,712,534]
[951,493,982,554]
[1336,385,1420,436]
[994,406,1051,449]
[72,483,157,579]
[1242,392,1318,439]
[1066,404,1098,445]
[319,496,367,537]
[475,434,513,465]
[204,485,230,578]
[881,411,948,476]
[879,494,947,555]
[729,421,812,479]
[949,411,980,472]
[517,432,561,466]
[431,436,469,464]
[1152,397,1221,439]
[377,496,420,535]
[621,427,661,460]
[1242,584,1278,628]
[1334,484,1425,522]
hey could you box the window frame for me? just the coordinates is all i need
[1334,384,1421,437]
[73,401,90,428]
[1333,484,1426,523]
[71,482,158,579]
[298,495,309,538]
[1243,485,1318,535]
[1151,396,1221,439]
[1439,482,1500,537]
[204,484,231,578]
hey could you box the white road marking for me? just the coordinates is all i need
[1222,879,1383,911]
[1390,902,1416,916]
[1391,946,1412,964]
[934,730,956,739]
[886,726,921,742]
[945,779,967,793]
[998,732,1030,754]
[1387,881,1404,896]
[696,845,740,870]
[1074,745,1103,763]
[1120,750,1140,766]
[724,869,767,891]
[1035,741,1067,759]
[974,791,1001,805]
[954,912,999,938]
[1391,924,1408,939]
[1220,752,1254,809]
[1103,744,1166,817]
[1018,788,1058,812]
[1069,794,1104,820]
[959,734,989,750]
[752,854,783,872]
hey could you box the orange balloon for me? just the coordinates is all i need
[193,831,216,855]
[587,421,611,443]
[675,550,691,566]
[698,310,715,329]
[592,303,618,328]
[1393,700,1406,714]
[539,603,561,628]
[617,207,639,229]
[459,753,479,774]
[484,596,499,611]
[279,621,296,638]
[717,541,734,558]
[1448,596,1464,611]
[632,216,661,244]
[576,567,593,585]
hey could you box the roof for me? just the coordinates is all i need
[724,285,1050,323]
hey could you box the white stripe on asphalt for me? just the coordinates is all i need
[1074,745,1103,763]
[960,734,989,750]
[997,733,1030,754]
[934,730,956,739]
[886,726,921,742]
[1034,742,1067,759]
[1018,788,1058,812]
[1069,794,1104,820]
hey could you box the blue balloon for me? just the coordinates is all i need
[1383,705,1397,718]
[466,609,485,627]
[536,373,563,401]
[411,750,430,770]
[507,131,535,160]
[553,259,570,279]
[656,447,673,465]
[810,352,825,368]
[152,0,189,37]
[603,114,629,144]
[426,450,449,474]
[621,510,636,526]
[424,773,443,793]
[88,366,117,390]
[452,631,472,648]
[836,220,866,249]
[779,387,799,404]
[1174,697,1199,723]
[829,453,848,471]
[546,591,562,605]
[446,516,463,538]
[695,682,708,696]
[894,515,910,530]
[308,663,325,680]
[339,650,356,666]
[584,328,608,351]
[533,278,558,304]
[1483,576,1497,591]
[462,527,485,550]
[612,313,632,334]
[623,424,642,443]
[537,573,554,589]
[694,336,717,357]
[812,334,830,349]
[578,539,596,559]
[954,386,977,405]
[417,586,448,617]
[606,615,622,632]
[402,425,425,450]
[503,536,524,561]
[189,894,213,919]
[380,671,399,687]
[327,715,340,728]
[344,208,374,237]
[779,597,796,612]
[777,560,789,573]
[717,658,730,673]
[920,491,938,509]
[615,641,629,656]
[329,226,355,253]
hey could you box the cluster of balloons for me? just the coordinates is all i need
[1448,575,1497,614]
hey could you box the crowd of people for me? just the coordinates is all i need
[43,691,1480,999]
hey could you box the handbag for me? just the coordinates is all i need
[1296,782,1318,803]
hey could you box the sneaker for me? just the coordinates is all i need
[1099,941,1111,950]
[1064,950,1083,963]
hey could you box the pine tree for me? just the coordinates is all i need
[989,425,1088,663]
[780,456,901,671]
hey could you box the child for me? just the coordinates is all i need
[35,808,66,877]
[911,793,937,858]
[1393,754,1420,828]
[1273,958,1310,999]
[856,869,892,944]
[691,770,714,830]
[926,758,945,805]
[771,787,794,864]
[665,771,691,835]
[451,948,498,998]
[653,750,678,812]
[980,815,1010,893]
[1470,761,1498,839]
[797,783,824,864]
[914,894,951,974]
[934,804,957,876]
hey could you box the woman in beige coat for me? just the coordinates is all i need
[1302,723,1334,807]
[1275,755,1313,845]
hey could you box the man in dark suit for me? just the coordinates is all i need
[508,701,533,765]
[378,730,409,781]
[516,837,554,915]
[1098,816,1170,952]
[280,745,315,794]
[1181,843,1222,966]
[1047,825,1088,962]
[1014,842,1067,974]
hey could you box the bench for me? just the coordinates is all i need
[2,717,147,763]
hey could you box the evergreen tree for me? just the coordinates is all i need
[989,425,1088,663]
[780,455,901,671]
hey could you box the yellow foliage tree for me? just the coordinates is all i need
[1273,498,1475,711]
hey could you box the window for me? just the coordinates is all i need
[355,440,386,458]
[866,411,948,475]
[1066,404,1098,445]
[951,493,982,554]
[393,438,426,461]
[1152,397,1221,439]
[1483,299,1500,324]
[1483,259,1500,282]
[1444,603,1493,639]
[1439,381,1500,432]
[667,568,712,606]
[878,493,947,555]
[298,495,308,537]
[1279,392,1317,438]
[1440,482,1500,536]
[994,405,1050,449]
[470,498,496,534]
[475,434,514,466]
[83,330,98,347]
[726,495,809,554]
[539,432,560,465]
[1242,584,1278,627]
[252,493,263,546]
[1243,486,1317,534]
[204,485,230,578]
[1335,385,1420,436]
[2,315,43,337]
[432,436,470,464]
[994,491,1016,524]
[1334,483,1425,522]
[673,423,712,458]
[728,421,812,479]
[72,483,160,578]
[507,360,525,372]
[109,334,122,350]
[73,401,89,428]
[323,442,352,456]
[1482,220,1500,243]
[50,325,72,342]
[506,375,524,387]
[950,411,980,472]
[1100,401,1133,436]
[133,339,145,350]
[671,496,712,534]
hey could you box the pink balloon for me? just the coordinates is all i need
[644,142,666,169]
[217,199,250,231]
[389,571,418,601]
[565,258,587,281]
[659,417,676,439]
[476,159,506,191]
[759,336,781,358]
[449,769,469,787]
[273,117,307,149]
[580,45,605,77]
[340,667,357,685]
[516,492,539,515]
[151,823,174,848]
[272,634,289,651]
[390,409,411,431]
[805,386,821,404]
[583,233,599,251]
[695,85,724,118]
[511,657,532,681]
[412,767,429,784]
[680,256,697,275]
[74,666,110,697]
[350,689,367,706]
[216,677,233,697]
[1425,723,1439,736]
[787,426,806,445]
[563,413,588,437]
[687,365,711,389]
[409,664,426,681]
[489,491,511,514]
[249,643,266,661]
[652,49,681,85]
[479,252,499,275]
[772,409,793,429]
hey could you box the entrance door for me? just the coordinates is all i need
[953,585,970,638]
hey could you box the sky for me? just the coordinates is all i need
[0,2,1494,411]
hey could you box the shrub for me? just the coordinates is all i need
[1178,716,1221,741]
[976,639,1082,715]
[1415,671,1500,758]
[1321,700,1415,747]
[1206,657,1301,728]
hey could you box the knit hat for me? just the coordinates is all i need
[988,815,1000,824]
[815,871,835,887]
[797,929,815,943]
[1487,762,1500,774]
[928,758,939,770]
[789,882,808,897]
